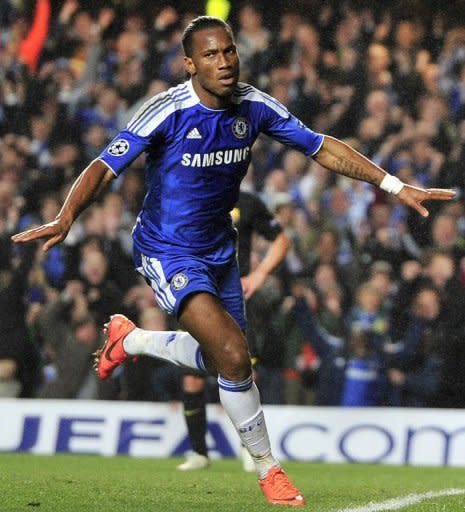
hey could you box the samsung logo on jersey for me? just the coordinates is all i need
[181,147,250,167]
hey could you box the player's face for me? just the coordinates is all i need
[184,26,240,109]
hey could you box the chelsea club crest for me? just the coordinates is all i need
[171,272,189,290]
[232,117,248,139]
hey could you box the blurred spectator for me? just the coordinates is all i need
[261,169,289,211]
[247,274,287,404]
[82,123,109,161]
[358,201,418,274]
[439,27,465,120]
[75,86,124,139]
[348,282,388,337]
[65,203,137,293]
[391,20,425,111]
[77,247,124,325]
[38,280,103,399]
[0,0,16,29]
[38,194,66,288]
[320,186,356,268]
[365,43,393,91]
[101,191,136,256]
[293,283,385,407]
[145,6,181,82]
[118,170,145,215]
[0,238,40,397]
[29,115,52,168]
[367,260,396,319]
[308,227,354,304]
[281,149,308,205]
[430,212,465,265]
[235,3,270,83]
[388,248,465,406]
[13,0,51,74]
[386,286,445,407]
[158,21,187,86]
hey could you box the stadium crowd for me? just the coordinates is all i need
[1,0,465,408]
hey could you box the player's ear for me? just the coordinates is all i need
[184,56,196,76]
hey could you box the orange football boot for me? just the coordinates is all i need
[94,314,136,380]
[259,466,306,507]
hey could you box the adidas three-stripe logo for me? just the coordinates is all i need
[186,127,202,139]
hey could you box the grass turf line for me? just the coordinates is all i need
[1,454,465,512]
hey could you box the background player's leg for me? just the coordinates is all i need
[177,373,210,471]
[182,374,209,457]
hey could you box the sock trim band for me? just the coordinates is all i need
[218,374,253,392]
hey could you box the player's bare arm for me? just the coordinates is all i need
[314,135,455,217]
[11,159,115,251]
[241,231,290,300]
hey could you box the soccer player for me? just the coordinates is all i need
[177,190,289,472]
[12,16,455,507]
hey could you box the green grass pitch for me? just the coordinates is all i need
[1,454,464,511]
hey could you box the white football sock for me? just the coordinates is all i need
[218,378,278,478]
[123,329,206,371]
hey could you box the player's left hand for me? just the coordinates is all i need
[241,270,268,300]
[396,185,456,217]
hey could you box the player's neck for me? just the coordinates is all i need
[191,79,232,110]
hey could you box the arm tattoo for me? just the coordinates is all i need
[333,156,377,184]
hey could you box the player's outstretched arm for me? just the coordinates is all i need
[314,135,456,217]
[241,232,290,300]
[12,159,115,251]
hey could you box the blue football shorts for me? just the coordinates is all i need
[133,248,246,330]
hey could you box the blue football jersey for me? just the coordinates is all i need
[98,80,323,264]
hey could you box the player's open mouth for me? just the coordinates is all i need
[219,76,236,86]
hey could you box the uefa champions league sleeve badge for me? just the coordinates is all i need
[108,139,130,156]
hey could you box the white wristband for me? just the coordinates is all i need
[379,174,404,195]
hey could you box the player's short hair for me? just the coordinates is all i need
[182,16,234,57]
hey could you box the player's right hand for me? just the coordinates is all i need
[396,185,455,217]
[11,218,71,252]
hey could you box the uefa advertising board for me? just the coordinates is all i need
[1,400,465,466]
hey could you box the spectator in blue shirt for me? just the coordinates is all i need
[293,283,386,407]
[386,285,444,407]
